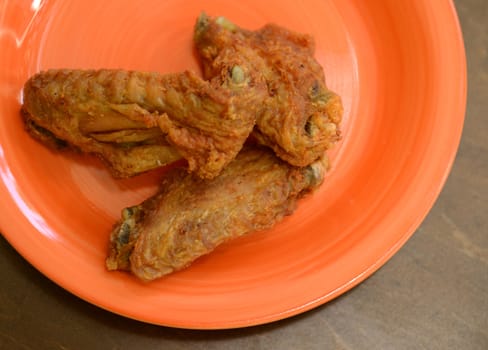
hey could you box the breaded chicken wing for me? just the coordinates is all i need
[22,67,265,179]
[106,147,327,281]
[194,13,342,167]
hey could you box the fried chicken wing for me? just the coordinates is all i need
[22,68,264,179]
[194,13,343,167]
[106,147,327,281]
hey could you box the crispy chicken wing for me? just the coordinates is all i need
[22,67,265,179]
[106,147,327,281]
[194,13,343,167]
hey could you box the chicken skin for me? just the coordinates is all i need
[106,146,327,281]
[194,13,342,167]
[22,67,265,179]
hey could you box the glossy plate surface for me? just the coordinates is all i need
[0,0,466,329]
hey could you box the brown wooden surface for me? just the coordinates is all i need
[1,1,487,349]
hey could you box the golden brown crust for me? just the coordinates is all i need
[22,68,261,178]
[106,147,327,281]
[194,14,343,167]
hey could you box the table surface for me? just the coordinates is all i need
[1,1,487,349]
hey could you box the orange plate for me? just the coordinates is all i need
[0,0,466,329]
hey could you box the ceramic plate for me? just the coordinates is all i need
[0,0,466,329]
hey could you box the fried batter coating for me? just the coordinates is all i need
[194,13,343,167]
[22,68,264,179]
[106,147,327,281]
